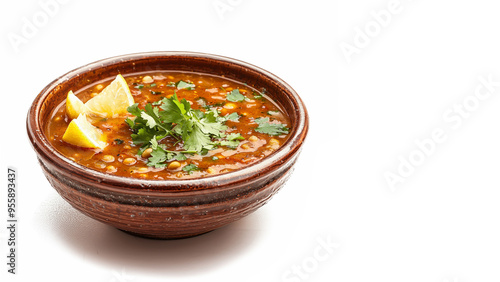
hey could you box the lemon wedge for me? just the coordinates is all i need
[85,74,134,118]
[62,114,107,149]
[66,90,88,119]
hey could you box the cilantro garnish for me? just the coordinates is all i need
[182,164,199,174]
[145,140,193,168]
[176,80,195,90]
[125,93,244,167]
[254,117,289,136]
[226,89,246,102]
[252,91,263,99]
[218,133,244,148]
[195,97,207,107]
[223,112,240,122]
[204,102,225,110]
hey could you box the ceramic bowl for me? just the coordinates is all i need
[27,51,308,239]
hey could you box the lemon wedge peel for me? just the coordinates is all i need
[65,90,88,120]
[62,74,133,149]
[62,114,107,149]
[85,74,134,118]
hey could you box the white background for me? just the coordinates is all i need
[1,0,500,281]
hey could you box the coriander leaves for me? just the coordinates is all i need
[125,93,243,167]
[125,103,175,147]
[226,89,246,102]
[146,142,193,168]
[158,94,229,152]
[218,133,245,148]
[176,80,196,90]
[182,164,199,174]
[254,117,289,136]
[125,78,290,171]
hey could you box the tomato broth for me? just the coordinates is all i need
[46,71,291,180]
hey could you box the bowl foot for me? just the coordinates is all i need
[117,228,214,240]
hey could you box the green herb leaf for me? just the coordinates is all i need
[175,153,187,161]
[199,110,228,137]
[141,112,157,128]
[176,80,196,90]
[146,142,195,168]
[195,97,207,107]
[183,124,213,152]
[147,147,168,168]
[254,117,289,136]
[226,89,245,102]
[126,94,235,167]
[252,91,263,99]
[219,140,239,148]
[182,164,199,174]
[219,133,244,148]
[126,103,173,147]
[158,94,186,124]
[127,103,142,117]
[223,112,240,122]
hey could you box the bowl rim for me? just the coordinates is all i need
[27,51,309,196]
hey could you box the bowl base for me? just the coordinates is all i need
[117,228,214,240]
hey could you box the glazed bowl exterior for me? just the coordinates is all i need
[27,51,309,239]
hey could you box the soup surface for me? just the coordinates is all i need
[46,71,291,179]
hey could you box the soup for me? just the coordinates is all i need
[46,71,291,180]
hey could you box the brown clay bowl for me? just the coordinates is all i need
[26,51,309,239]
